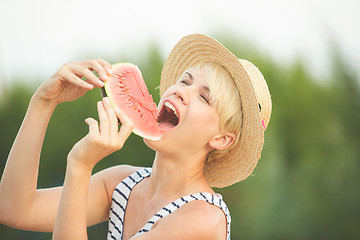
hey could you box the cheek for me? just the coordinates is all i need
[188,108,221,135]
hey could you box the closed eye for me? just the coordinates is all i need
[200,94,210,104]
[180,79,190,86]
[179,72,193,86]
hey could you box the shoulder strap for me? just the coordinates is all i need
[107,168,152,240]
[135,192,231,240]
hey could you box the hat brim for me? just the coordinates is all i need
[160,34,265,187]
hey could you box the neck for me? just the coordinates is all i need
[145,151,213,200]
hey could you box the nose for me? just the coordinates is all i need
[174,86,190,105]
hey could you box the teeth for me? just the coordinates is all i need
[164,101,178,118]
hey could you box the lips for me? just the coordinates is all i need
[157,100,179,132]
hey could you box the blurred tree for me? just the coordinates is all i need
[0,37,359,240]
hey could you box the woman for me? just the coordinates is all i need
[0,34,271,239]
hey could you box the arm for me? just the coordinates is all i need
[52,97,134,240]
[0,59,111,230]
[0,96,57,229]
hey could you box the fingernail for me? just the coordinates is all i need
[107,68,112,76]
[103,97,110,103]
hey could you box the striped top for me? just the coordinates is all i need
[107,168,231,240]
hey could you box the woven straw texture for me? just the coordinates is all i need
[160,34,271,188]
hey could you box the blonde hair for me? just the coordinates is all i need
[194,62,243,166]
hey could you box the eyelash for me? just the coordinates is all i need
[179,79,211,104]
[200,94,210,104]
[180,79,190,85]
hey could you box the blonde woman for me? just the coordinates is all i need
[0,34,271,240]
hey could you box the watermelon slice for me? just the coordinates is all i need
[101,63,162,140]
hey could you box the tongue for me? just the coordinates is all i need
[158,121,176,131]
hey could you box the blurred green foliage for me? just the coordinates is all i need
[1,35,359,240]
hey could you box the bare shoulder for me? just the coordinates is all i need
[180,200,227,239]
[148,200,227,240]
[91,165,143,202]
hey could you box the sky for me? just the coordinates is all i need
[0,0,359,87]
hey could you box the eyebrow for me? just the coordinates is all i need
[202,85,210,94]
[185,72,193,80]
[185,71,210,93]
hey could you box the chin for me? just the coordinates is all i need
[143,137,160,151]
[143,134,175,153]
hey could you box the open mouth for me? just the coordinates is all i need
[157,100,179,131]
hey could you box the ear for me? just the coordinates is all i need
[208,131,236,150]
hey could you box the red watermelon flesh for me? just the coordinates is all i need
[103,63,162,140]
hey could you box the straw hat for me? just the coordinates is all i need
[160,34,272,188]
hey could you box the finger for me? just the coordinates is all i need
[85,118,99,135]
[84,59,110,82]
[117,117,134,147]
[114,107,133,140]
[102,97,118,134]
[69,64,104,88]
[114,107,132,127]
[96,58,112,76]
[61,68,94,90]
[97,101,109,136]
[82,68,104,88]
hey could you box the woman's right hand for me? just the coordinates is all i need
[67,97,134,172]
[34,59,112,106]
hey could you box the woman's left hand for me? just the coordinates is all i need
[67,97,133,172]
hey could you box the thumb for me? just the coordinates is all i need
[85,117,99,134]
